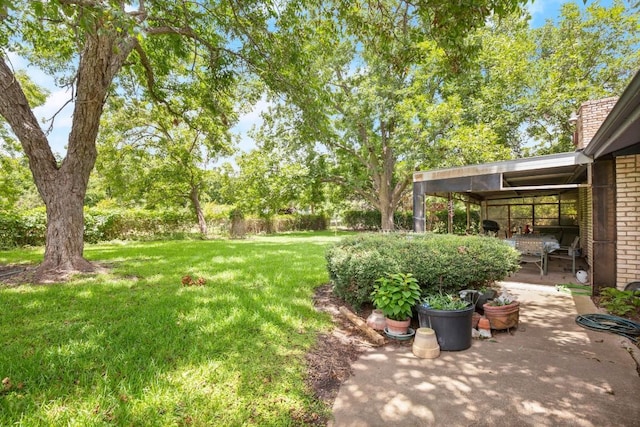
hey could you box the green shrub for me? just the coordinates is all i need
[599,288,640,317]
[295,214,328,231]
[0,208,46,248]
[325,233,520,309]
[0,211,25,249]
[341,209,471,232]
[435,209,479,234]
[242,214,328,235]
[342,210,381,230]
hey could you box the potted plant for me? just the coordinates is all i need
[417,293,475,351]
[483,291,520,330]
[371,272,422,335]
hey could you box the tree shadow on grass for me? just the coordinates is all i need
[0,239,334,425]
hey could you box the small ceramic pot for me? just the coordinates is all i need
[366,309,387,331]
[385,317,411,335]
[412,327,440,359]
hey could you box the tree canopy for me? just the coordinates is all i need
[1,0,639,274]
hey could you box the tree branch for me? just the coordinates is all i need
[0,56,57,176]
[324,175,379,207]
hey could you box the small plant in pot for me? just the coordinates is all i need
[371,272,422,335]
[483,291,520,330]
[422,293,471,311]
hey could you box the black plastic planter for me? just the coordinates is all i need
[417,304,474,351]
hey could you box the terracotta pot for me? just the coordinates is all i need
[366,309,387,331]
[478,316,491,330]
[483,301,520,330]
[385,317,411,335]
[412,328,440,359]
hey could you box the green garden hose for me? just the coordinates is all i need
[575,314,640,343]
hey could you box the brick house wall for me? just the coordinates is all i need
[615,154,640,288]
[579,186,591,267]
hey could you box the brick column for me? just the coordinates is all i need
[575,97,618,150]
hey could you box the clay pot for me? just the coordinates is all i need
[366,309,387,331]
[478,316,491,330]
[385,317,411,335]
[483,301,520,330]
[412,328,440,359]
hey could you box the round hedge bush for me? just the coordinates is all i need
[325,233,521,309]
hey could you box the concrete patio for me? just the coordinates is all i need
[330,279,640,426]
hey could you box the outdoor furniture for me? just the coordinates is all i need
[513,239,546,277]
[506,235,560,276]
[547,236,580,275]
[482,220,500,236]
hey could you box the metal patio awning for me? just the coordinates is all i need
[413,151,593,201]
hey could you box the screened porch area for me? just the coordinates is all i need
[412,152,592,279]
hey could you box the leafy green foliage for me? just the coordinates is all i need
[599,288,640,318]
[422,293,470,311]
[326,233,521,308]
[0,207,329,248]
[525,1,640,153]
[252,0,531,231]
[371,273,422,321]
[342,210,413,231]
[0,209,46,248]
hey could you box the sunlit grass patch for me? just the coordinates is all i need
[0,232,353,425]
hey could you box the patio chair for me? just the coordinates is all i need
[548,236,580,275]
[515,239,545,277]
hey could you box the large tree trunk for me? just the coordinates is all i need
[380,201,395,231]
[0,28,135,281]
[38,174,94,276]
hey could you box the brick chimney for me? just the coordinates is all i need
[574,97,618,150]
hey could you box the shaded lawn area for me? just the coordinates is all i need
[0,232,351,426]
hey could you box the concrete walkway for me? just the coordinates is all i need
[330,282,640,426]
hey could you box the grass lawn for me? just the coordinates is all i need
[0,231,351,426]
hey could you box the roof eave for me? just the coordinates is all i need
[584,69,640,159]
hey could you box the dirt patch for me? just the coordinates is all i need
[0,263,112,286]
[0,264,35,285]
[304,284,414,424]
[305,284,374,407]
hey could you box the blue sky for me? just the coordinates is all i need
[7,0,611,158]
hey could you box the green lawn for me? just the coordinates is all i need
[0,232,351,426]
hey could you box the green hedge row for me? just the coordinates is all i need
[341,209,481,233]
[242,214,327,235]
[325,233,521,309]
[0,208,328,248]
[342,210,413,230]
